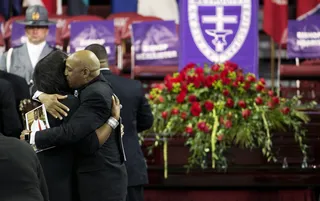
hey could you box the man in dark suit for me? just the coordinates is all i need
[85,44,154,201]
[0,70,30,131]
[0,70,30,104]
[0,132,49,201]
[0,79,23,138]
[25,50,127,201]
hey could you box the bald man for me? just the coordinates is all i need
[28,50,127,201]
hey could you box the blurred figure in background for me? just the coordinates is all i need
[67,0,89,16]
[111,0,137,13]
[0,0,22,20]
[138,0,179,23]
[23,0,62,15]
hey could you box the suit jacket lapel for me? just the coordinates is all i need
[39,44,53,60]
[19,44,33,71]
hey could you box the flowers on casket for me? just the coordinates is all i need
[144,61,315,170]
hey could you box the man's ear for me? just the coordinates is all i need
[83,68,90,77]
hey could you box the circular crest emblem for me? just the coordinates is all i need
[188,0,252,63]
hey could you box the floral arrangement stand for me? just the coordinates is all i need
[141,62,317,179]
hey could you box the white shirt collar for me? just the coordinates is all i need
[26,40,47,68]
[100,67,110,71]
[26,40,46,50]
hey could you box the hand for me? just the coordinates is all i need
[121,124,124,137]
[112,95,121,121]
[20,130,31,141]
[39,93,69,119]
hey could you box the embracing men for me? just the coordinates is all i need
[23,50,127,201]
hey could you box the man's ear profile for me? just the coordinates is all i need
[83,68,90,77]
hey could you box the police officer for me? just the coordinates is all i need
[0,5,56,86]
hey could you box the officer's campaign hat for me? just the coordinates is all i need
[17,5,56,27]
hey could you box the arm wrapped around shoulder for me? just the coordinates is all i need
[35,88,113,149]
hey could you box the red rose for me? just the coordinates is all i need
[185,126,193,134]
[224,120,232,128]
[236,75,244,82]
[267,101,274,109]
[180,112,187,120]
[242,109,251,119]
[222,77,231,85]
[158,96,164,103]
[226,98,234,108]
[244,81,251,90]
[255,84,264,92]
[193,76,202,88]
[149,95,154,100]
[217,134,224,141]
[171,108,179,115]
[188,94,197,102]
[281,107,290,115]
[259,78,266,85]
[176,91,186,103]
[180,82,187,92]
[211,64,220,71]
[197,121,206,131]
[255,97,263,105]
[184,63,196,71]
[224,61,238,71]
[220,69,229,78]
[204,126,210,133]
[238,100,246,108]
[232,81,239,87]
[165,80,173,92]
[272,96,280,105]
[191,102,202,116]
[204,100,214,111]
[268,90,274,97]
[154,83,165,90]
[223,89,230,97]
[161,111,168,119]
[195,67,204,75]
[247,75,256,83]
[205,75,218,87]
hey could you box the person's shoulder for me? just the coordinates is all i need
[3,135,36,155]
[0,78,11,86]
[110,74,143,88]
[59,95,80,109]
[11,44,25,51]
[0,78,13,93]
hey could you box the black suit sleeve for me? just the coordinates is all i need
[36,156,49,201]
[136,83,154,133]
[35,89,112,150]
[0,79,22,138]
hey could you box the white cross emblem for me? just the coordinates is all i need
[201,6,238,52]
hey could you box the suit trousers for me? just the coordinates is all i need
[126,185,144,201]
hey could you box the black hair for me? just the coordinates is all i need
[85,44,109,64]
[33,50,72,94]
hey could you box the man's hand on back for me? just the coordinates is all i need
[39,93,69,119]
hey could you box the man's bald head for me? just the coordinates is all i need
[65,50,101,89]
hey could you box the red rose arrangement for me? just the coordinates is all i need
[144,62,313,171]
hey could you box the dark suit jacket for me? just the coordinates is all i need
[0,78,23,138]
[101,69,154,186]
[0,70,30,132]
[34,75,127,201]
[0,133,49,201]
[37,96,80,201]
[0,70,30,103]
